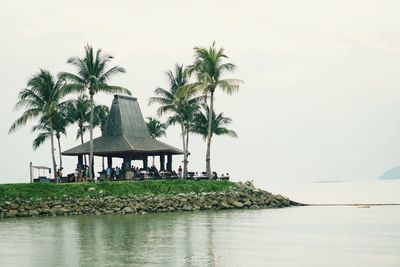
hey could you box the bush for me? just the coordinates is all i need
[0,180,237,201]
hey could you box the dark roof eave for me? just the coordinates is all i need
[62,148,183,156]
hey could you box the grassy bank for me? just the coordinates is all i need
[0,180,237,201]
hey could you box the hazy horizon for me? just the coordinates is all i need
[1,0,400,184]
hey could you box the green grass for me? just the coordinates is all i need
[0,180,237,201]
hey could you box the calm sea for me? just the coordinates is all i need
[0,180,399,267]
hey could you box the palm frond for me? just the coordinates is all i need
[32,132,50,150]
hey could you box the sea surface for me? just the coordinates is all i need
[0,180,399,267]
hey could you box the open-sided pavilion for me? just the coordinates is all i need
[62,95,183,179]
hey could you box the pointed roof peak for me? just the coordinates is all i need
[62,94,183,156]
[103,95,150,138]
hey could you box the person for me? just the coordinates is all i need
[178,165,182,178]
[106,166,112,180]
[56,169,60,183]
[74,169,79,182]
[58,168,63,183]
[115,166,120,180]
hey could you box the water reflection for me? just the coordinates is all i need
[0,207,399,267]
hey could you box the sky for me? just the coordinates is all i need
[1,0,400,186]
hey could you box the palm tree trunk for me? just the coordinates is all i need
[183,126,189,179]
[49,121,57,180]
[89,93,94,180]
[206,90,214,179]
[57,135,62,170]
[79,129,87,169]
[180,122,186,179]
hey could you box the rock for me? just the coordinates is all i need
[220,202,231,209]
[54,208,70,216]
[28,210,39,216]
[88,187,96,192]
[17,211,28,217]
[243,200,252,207]
[122,207,133,214]
[232,201,244,208]
[182,205,193,211]
[5,210,18,217]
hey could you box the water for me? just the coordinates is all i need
[1,180,399,266]
[262,180,400,204]
[0,206,399,267]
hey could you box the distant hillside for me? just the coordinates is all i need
[380,166,400,180]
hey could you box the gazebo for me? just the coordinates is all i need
[62,94,183,178]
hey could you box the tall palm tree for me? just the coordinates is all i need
[59,45,131,180]
[146,117,167,166]
[191,104,238,140]
[188,42,242,178]
[149,64,203,178]
[32,107,70,170]
[9,69,68,179]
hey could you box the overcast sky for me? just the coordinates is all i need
[1,0,400,186]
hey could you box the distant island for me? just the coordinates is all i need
[380,166,400,180]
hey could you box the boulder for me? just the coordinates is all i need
[5,210,18,218]
[232,201,244,208]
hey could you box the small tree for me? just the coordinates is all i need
[32,108,70,170]
[191,104,238,140]
[146,117,167,166]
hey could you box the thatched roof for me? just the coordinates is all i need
[62,95,183,157]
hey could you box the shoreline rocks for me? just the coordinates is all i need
[0,182,301,219]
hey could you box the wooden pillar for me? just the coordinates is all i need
[160,154,165,171]
[167,154,172,172]
[91,156,95,180]
[107,156,112,168]
[30,162,33,183]
[143,155,148,169]
[123,154,133,180]
[124,154,132,171]
[77,155,83,169]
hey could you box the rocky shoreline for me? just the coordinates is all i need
[0,182,301,219]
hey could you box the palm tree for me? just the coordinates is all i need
[93,104,110,134]
[149,64,203,178]
[146,117,167,139]
[93,104,110,170]
[66,95,91,168]
[59,45,131,180]
[32,107,70,170]
[66,95,90,145]
[146,117,167,166]
[188,42,242,178]
[9,69,68,179]
[191,104,238,140]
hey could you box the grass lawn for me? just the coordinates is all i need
[0,180,237,201]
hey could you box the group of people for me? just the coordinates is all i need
[103,164,176,180]
[56,164,228,182]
